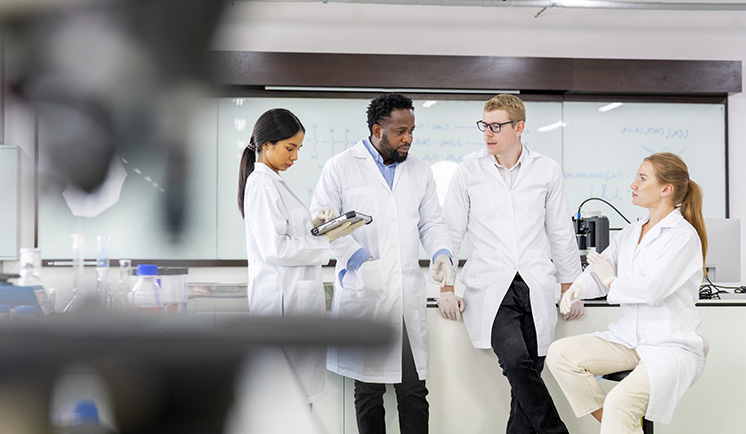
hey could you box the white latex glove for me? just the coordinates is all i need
[436,290,465,321]
[431,254,454,287]
[313,207,338,227]
[559,281,583,315]
[559,282,584,320]
[325,220,365,243]
[587,251,616,287]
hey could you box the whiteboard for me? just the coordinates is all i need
[0,147,18,260]
[562,102,726,229]
[38,97,726,260]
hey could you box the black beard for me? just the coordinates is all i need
[381,136,408,163]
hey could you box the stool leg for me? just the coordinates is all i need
[642,417,654,433]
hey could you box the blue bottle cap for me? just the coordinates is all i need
[73,399,100,424]
[136,264,159,276]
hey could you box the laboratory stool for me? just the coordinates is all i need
[602,370,654,433]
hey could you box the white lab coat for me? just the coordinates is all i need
[311,140,451,383]
[443,145,581,354]
[575,208,707,423]
[243,162,331,403]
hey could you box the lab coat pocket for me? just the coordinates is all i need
[339,260,384,319]
[356,260,385,294]
[285,280,325,317]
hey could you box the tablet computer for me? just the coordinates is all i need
[311,211,373,236]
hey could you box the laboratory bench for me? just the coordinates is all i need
[182,281,746,434]
[309,302,744,434]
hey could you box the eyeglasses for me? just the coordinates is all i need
[476,120,514,134]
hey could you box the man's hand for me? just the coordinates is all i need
[559,282,584,320]
[431,254,453,287]
[437,288,465,321]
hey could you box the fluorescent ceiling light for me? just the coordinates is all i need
[598,102,624,112]
[422,100,437,108]
[264,86,519,94]
[537,121,566,132]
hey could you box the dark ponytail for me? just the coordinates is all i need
[237,140,257,218]
[237,109,305,218]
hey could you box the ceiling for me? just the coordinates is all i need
[236,0,746,11]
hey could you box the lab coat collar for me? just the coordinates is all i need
[509,145,533,188]
[660,208,684,227]
[477,144,535,188]
[477,143,536,166]
[254,162,305,206]
[351,139,394,191]
[635,208,684,249]
[351,140,368,158]
[361,137,396,168]
[254,161,282,179]
[490,145,527,170]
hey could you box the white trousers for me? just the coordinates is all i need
[546,335,650,434]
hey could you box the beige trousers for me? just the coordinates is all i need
[546,335,650,434]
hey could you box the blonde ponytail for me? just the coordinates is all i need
[680,179,708,267]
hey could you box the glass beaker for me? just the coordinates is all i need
[18,247,42,286]
[64,233,95,312]
[129,264,163,313]
[95,236,111,306]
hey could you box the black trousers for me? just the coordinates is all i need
[491,273,569,434]
[353,321,428,434]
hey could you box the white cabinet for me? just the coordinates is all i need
[315,304,746,434]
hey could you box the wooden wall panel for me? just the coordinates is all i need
[570,58,742,95]
[210,51,741,96]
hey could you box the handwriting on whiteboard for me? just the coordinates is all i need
[620,126,689,140]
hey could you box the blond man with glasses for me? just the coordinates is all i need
[442,94,582,434]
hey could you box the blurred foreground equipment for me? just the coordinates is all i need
[0,311,393,434]
[2,0,228,236]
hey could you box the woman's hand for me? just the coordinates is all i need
[325,220,365,242]
[587,251,616,287]
[313,207,338,227]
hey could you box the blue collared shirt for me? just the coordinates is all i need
[362,137,398,190]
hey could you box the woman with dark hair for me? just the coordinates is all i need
[238,108,362,404]
[547,152,708,433]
